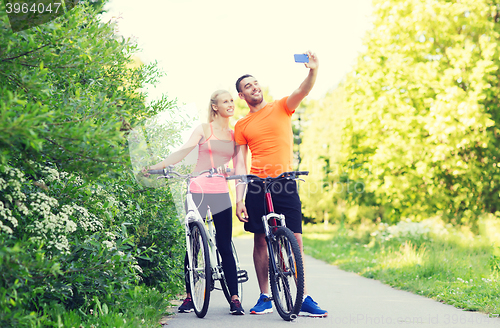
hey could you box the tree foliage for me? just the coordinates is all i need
[341,0,500,225]
[0,3,185,326]
[0,2,171,177]
[300,88,350,223]
[298,0,500,227]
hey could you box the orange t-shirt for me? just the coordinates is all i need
[234,97,295,178]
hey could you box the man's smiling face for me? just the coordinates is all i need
[238,76,263,106]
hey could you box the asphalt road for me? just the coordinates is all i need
[162,234,499,327]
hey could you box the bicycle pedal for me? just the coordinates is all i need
[237,269,249,283]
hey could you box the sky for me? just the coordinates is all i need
[101,0,374,119]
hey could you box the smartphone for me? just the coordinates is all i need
[294,54,309,63]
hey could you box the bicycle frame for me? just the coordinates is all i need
[227,170,307,320]
[262,187,287,236]
[260,181,293,278]
[259,173,306,321]
[228,171,307,244]
[148,166,248,317]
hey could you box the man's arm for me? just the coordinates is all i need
[234,144,249,222]
[286,51,319,112]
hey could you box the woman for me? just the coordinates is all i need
[143,90,245,315]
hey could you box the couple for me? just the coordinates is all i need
[146,51,327,317]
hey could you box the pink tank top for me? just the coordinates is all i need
[189,123,235,194]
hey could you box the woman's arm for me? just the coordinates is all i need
[145,124,204,171]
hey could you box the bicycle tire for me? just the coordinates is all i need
[188,221,211,318]
[268,226,304,321]
[219,241,244,304]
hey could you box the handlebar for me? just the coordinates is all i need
[146,166,225,180]
[226,171,309,183]
[146,166,308,184]
[147,169,166,175]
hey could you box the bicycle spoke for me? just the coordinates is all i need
[276,238,294,310]
[277,275,293,310]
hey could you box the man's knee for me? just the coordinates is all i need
[253,234,267,252]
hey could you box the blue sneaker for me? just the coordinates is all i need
[250,293,273,314]
[299,295,328,317]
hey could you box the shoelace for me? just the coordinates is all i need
[232,299,242,307]
[182,298,192,306]
[305,297,318,306]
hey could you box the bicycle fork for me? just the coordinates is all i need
[262,190,289,274]
[262,211,290,274]
[184,210,200,284]
[184,193,206,287]
[206,207,223,283]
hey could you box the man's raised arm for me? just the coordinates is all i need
[286,51,319,111]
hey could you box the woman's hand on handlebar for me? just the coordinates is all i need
[215,165,233,176]
[141,166,151,177]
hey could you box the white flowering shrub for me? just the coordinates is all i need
[0,165,142,316]
[0,162,185,327]
[0,164,110,253]
[0,166,26,234]
[370,217,449,244]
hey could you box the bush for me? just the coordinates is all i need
[90,170,185,292]
[0,163,185,326]
[0,2,186,326]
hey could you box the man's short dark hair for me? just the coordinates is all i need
[236,74,254,93]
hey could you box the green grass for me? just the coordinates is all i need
[31,286,176,328]
[303,222,500,315]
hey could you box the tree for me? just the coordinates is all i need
[0,3,186,326]
[299,87,363,225]
[0,2,173,177]
[343,0,500,225]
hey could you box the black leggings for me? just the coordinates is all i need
[184,193,238,297]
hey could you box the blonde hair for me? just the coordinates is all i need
[207,90,230,122]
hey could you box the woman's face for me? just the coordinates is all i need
[214,93,234,117]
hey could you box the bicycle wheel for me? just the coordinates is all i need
[188,221,211,318]
[268,226,305,321]
[220,241,245,304]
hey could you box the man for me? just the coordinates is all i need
[233,51,327,317]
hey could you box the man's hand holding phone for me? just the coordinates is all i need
[295,51,318,70]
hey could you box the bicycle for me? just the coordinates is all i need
[148,166,248,318]
[227,171,307,321]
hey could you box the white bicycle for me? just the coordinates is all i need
[148,166,248,318]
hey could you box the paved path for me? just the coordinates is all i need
[163,235,499,327]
